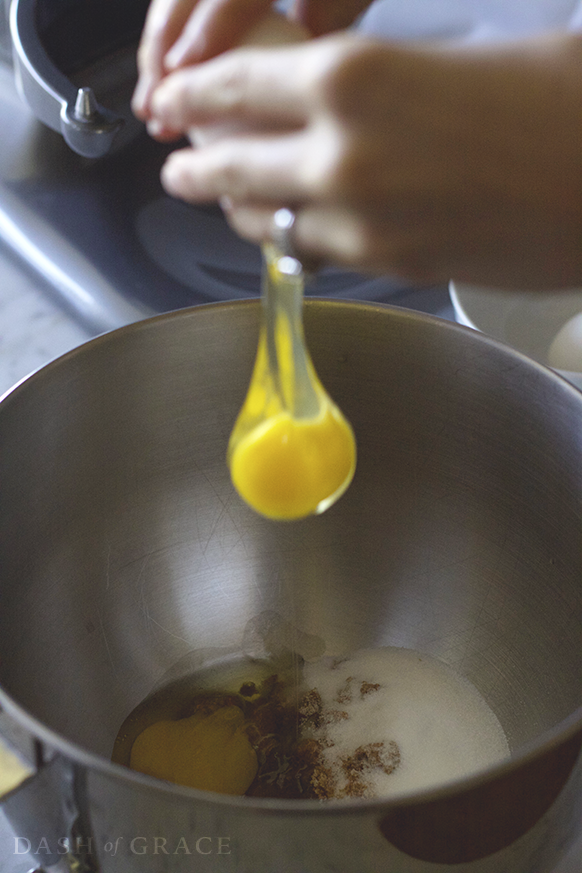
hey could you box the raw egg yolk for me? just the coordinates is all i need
[129,705,257,795]
[229,403,356,520]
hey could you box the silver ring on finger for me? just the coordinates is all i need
[272,207,298,259]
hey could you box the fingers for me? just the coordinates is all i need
[160,131,312,203]
[133,0,198,120]
[164,0,274,68]
[132,0,275,125]
[290,0,372,36]
[222,202,404,276]
[151,44,312,132]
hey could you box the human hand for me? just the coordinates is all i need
[132,0,371,137]
[150,32,582,289]
[132,0,272,134]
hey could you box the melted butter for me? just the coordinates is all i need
[113,649,509,800]
[129,705,257,795]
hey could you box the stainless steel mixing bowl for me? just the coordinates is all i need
[0,299,581,873]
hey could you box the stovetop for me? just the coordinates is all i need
[0,55,452,336]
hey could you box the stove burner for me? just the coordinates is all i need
[0,56,446,334]
[136,196,417,303]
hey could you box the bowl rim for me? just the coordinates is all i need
[449,280,582,387]
[1,297,581,814]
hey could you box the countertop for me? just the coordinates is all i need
[0,243,94,398]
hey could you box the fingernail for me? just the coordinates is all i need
[160,156,183,196]
[165,31,205,69]
[164,45,183,70]
[150,82,169,117]
[220,195,234,213]
[147,118,165,138]
[131,76,151,118]
[165,43,192,70]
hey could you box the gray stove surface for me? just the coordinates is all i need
[0,56,450,336]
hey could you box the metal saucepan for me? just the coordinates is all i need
[0,299,581,872]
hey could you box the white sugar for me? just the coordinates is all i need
[301,647,509,798]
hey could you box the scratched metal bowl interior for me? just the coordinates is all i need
[0,299,581,873]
